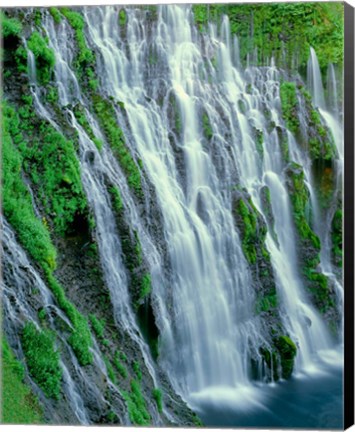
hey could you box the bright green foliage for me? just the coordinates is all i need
[2,102,57,270]
[193,3,343,70]
[46,272,93,366]
[280,82,299,134]
[27,32,55,85]
[73,103,103,150]
[287,163,320,249]
[331,208,342,267]
[104,357,117,384]
[109,186,124,213]
[139,273,152,302]
[236,199,258,264]
[21,323,62,399]
[133,361,142,381]
[119,9,127,26]
[15,45,28,74]
[46,86,59,104]
[114,351,128,379]
[61,8,95,76]
[13,96,88,236]
[274,336,297,379]
[1,12,22,38]
[89,314,106,339]
[255,293,278,314]
[2,339,44,424]
[49,7,62,24]
[92,94,142,195]
[38,308,47,321]
[122,380,151,426]
[152,388,163,413]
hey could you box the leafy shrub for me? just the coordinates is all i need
[280,82,299,134]
[1,13,22,39]
[122,380,150,426]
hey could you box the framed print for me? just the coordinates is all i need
[1,1,354,429]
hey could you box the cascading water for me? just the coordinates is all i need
[2,4,344,426]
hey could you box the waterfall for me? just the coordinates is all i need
[307,47,326,109]
[3,4,344,423]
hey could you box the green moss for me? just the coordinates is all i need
[202,112,213,140]
[3,102,57,271]
[109,186,124,213]
[104,357,117,384]
[21,322,62,399]
[133,361,142,381]
[73,103,103,150]
[89,314,105,339]
[114,352,128,379]
[38,308,47,321]
[139,273,152,302]
[92,94,142,195]
[274,335,297,379]
[286,163,320,249]
[27,32,55,85]
[280,82,299,134]
[46,85,59,104]
[152,388,163,413]
[235,199,258,264]
[122,380,151,426]
[49,7,62,24]
[46,272,93,366]
[331,208,342,267]
[61,8,96,83]
[255,292,278,314]
[13,96,88,237]
[259,347,279,380]
[1,12,23,39]
[2,338,44,424]
[119,9,127,26]
[255,129,264,157]
[14,45,28,74]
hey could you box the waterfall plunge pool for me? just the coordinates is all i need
[188,351,343,429]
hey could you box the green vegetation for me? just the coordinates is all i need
[21,322,62,399]
[46,85,59,104]
[104,357,117,384]
[255,292,278,314]
[119,9,127,26]
[3,102,57,270]
[73,103,103,150]
[139,273,152,302]
[114,351,128,379]
[2,339,44,423]
[152,388,163,413]
[274,336,297,379]
[235,198,258,264]
[1,12,22,39]
[331,208,342,267]
[255,128,264,157]
[49,7,62,24]
[92,94,142,195]
[89,314,106,339]
[192,3,344,71]
[10,95,88,237]
[27,32,55,85]
[286,163,320,249]
[61,8,95,72]
[133,361,142,381]
[280,82,299,134]
[122,380,151,426]
[202,112,213,140]
[109,186,124,212]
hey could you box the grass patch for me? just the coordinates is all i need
[73,103,103,150]
[49,7,62,24]
[2,338,44,423]
[152,388,163,413]
[89,314,106,339]
[21,322,62,399]
[114,351,128,379]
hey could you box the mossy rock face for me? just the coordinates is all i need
[274,336,297,379]
[331,205,342,268]
[284,163,338,318]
